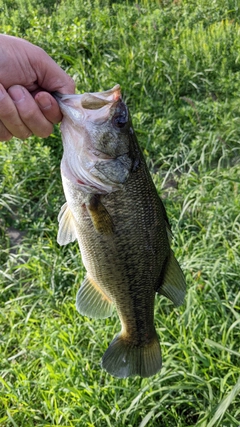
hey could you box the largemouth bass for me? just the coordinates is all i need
[54,85,186,378]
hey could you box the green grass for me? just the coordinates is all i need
[0,0,240,426]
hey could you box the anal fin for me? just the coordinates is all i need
[57,202,77,246]
[76,275,113,319]
[157,250,186,307]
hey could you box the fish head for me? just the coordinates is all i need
[54,85,136,194]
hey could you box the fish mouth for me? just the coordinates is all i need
[81,84,121,109]
[53,84,122,124]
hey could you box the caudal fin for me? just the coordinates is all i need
[101,332,162,378]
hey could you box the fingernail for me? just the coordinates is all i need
[36,97,51,110]
[9,86,25,104]
[0,84,6,101]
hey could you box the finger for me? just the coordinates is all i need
[34,91,62,124]
[8,85,54,138]
[0,84,32,140]
[32,49,76,94]
[0,120,13,142]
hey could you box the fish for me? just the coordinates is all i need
[54,84,186,378]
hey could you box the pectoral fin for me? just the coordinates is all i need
[86,195,114,234]
[57,202,77,246]
[76,275,113,319]
[157,250,186,306]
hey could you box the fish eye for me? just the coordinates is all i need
[113,114,127,128]
[112,102,128,129]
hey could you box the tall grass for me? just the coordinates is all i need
[0,0,239,426]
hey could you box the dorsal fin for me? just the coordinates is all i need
[157,250,186,307]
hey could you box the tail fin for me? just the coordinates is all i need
[101,332,162,378]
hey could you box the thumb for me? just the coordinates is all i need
[31,47,75,95]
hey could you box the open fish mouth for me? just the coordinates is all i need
[52,84,122,124]
[81,84,121,109]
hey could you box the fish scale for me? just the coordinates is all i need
[54,85,186,378]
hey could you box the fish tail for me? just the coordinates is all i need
[101,332,162,378]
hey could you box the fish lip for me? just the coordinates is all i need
[53,85,122,125]
[52,84,121,104]
[82,84,122,108]
[52,91,64,101]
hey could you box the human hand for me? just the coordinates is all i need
[0,34,75,141]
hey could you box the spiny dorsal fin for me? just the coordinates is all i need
[86,195,114,234]
[57,202,77,246]
[157,250,186,307]
[76,275,113,319]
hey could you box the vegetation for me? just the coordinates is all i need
[0,0,239,426]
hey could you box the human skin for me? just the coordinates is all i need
[0,34,75,141]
